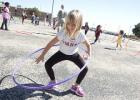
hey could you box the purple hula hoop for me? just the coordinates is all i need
[12,47,89,90]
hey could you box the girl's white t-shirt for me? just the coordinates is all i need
[56,31,87,55]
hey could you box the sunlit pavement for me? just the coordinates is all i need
[0,18,140,100]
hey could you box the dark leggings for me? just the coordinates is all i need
[45,51,88,84]
[93,35,100,44]
[1,18,8,30]
[94,37,99,43]
[85,30,88,35]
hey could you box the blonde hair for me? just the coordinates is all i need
[64,10,83,38]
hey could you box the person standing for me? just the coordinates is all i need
[21,9,27,24]
[116,30,124,49]
[31,12,35,24]
[54,5,67,32]
[0,2,10,30]
[84,22,89,35]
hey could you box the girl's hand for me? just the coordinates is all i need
[83,55,88,60]
[35,55,44,64]
[85,50,91,57]
[83,51,90,60]
[83,39,91,59]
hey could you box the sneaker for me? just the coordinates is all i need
[70,85,85,97]
[46,81,57,90]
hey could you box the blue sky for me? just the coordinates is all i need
[2,0,140,33]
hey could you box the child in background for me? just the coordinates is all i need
[36,10,91,97]
[92,25,102,44]
[53,17,56,29]
[21,9,27,24]
[35,15,39,25]
[84,22,89,35]
[116,30,124,49]
[31,12,35,24]
[0,2,10,30]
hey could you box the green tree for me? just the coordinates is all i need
[27,7,41,16]
[132,23,140,37]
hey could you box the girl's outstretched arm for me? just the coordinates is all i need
[83,39,91,57]
[35,36,59,64]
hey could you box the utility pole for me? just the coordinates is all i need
[50,0,54,25]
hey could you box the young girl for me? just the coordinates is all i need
[116,30,124,49]
[84,22,89,35]
[21,10,27,24]
[36,10,91,97]
[0,2,10,30]
[93,25,102,44]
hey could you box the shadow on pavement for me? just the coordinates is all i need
[0,75,74,100]
[104,47,116,50]
[35,32,56,36]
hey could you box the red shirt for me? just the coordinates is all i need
[95,29,102,37]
